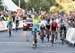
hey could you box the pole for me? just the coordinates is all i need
[19,0,20,7]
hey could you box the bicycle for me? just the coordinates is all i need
[46,25,50,42]
[59,19,66,43]
[51,31,57,46]
[32,28,38,49]
[60,27,66,44]
[40,26,46,43]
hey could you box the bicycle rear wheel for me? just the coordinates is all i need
[51,34,54,46]
[40,29,45,43]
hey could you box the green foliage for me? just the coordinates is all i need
[12,0,26,9]
[27,0,39,11]
[27,0,57,11]
[12,0,57,11]
[48,0,57,6]
[0,0,4,10]
[20,0,26,9]
[12,0,18,6]
[40,0,50,11]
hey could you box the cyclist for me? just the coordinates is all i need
[7,16,13,37]
[39,16,47,43]
[50,18,58,46]
[60,18,66,43]
[46,14,52,42]
[32,14,40,48]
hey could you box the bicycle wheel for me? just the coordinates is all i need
[51,34,54,46]
[51,31,55,46]
[33,32,37,49]
[40,29,45,43]
[61,30,65,44]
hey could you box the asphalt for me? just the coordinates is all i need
[0,29,75,53]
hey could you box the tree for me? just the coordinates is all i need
[12,0,57,11]
[27,0,40,11]
[40,0,50,11]
[12,0,26,9]
[27,0,57,11]
[48,0,57,6]
[0,0,4,10]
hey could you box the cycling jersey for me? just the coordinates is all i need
[31,15,40,32]
[61,22,65,27]
[39,20,47,30]
[7,17,13,28]
[15,16,20,21]
[39,20,47,27]
[31,15,40,25]
[31,15,41,20]
[60,19,66,28]
[50,22,58,31]
[33,18,39,25]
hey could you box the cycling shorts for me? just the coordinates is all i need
[40,26,46,30]
[46,24,50,29]
[60,26,66,32]
[32,25,40,32]
[32,25,40,35]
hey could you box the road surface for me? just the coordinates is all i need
[0,29,75,53]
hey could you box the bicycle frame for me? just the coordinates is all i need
[51,31,56,46]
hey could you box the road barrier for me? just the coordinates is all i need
[66,28,75,44]
[0,21,23,31]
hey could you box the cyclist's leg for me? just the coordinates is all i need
[32,25,38,47]
[54,30,56,42]
[41,27,45,37]
[60,27,62,39]
[46,28,50,42]
[51,31,55,46]
[9,27,11,37]
[40,27,44,43]
[64,27,66,39]
[32,31,36,48]
[53,30,56,45]
[32,26,35,44]
[51,31,53,42]
[36,26,40,42]
[32,32,37,43]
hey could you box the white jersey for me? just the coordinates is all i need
[39,20,47,27]
[15,16,20,21]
